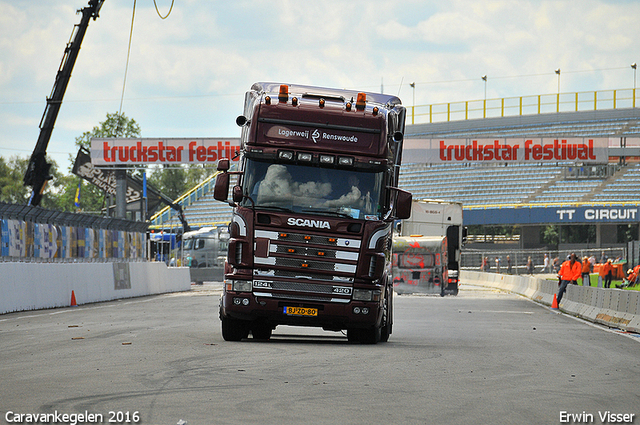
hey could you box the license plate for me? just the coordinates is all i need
[283,306,318,317]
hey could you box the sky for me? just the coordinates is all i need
[1,0,639,171]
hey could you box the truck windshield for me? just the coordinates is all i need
[242,159,384,219]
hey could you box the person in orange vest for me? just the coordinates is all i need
[557,253,581,304]
[581,256,591,286]
[603,259,614,288]
[598,259,607,288]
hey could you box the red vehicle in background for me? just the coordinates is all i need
[213,82,411,343]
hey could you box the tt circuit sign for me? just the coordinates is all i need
[91,138,241,166]
[465,205,639,226]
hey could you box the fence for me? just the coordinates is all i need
[0,202,148,262]
[410,88,639,124]
[461,247,626,275]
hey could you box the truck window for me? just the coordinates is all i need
[194,239,205,250]
[241,159,384,219]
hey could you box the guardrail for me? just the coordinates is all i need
[410,88,639,124]
[462,270,640,333]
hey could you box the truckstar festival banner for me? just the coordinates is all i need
[91,138,241,166]
[403,137,609,164]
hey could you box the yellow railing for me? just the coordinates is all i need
[148,171,220,227]
[410,88,638,125]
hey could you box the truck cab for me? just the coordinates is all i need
[182,226,230,268]
[213,83,411,343]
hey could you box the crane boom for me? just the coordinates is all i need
[24,0,105,206]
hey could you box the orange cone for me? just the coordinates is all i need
[551,293,558,309]
[70,290,77,307]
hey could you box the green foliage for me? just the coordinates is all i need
[74,112,141,151]
[541,225,559,248]
[65,112,141,212]
[147,164,213,201]
[0,156,30,204]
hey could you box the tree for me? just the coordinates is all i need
[73,112,141,153]
[62,112,141,213]
[0,156,30,204]
[147,164,213,201]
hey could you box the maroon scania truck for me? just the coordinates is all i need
[213,82,412,343]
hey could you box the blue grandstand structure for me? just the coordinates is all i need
[150,94,640,255]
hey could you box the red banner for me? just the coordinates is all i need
[91,138,241,165]
[403,137,611,164]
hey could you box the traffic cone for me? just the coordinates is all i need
[70,290,77,307]
[551,293,558,309]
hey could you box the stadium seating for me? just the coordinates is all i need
[151,108,640,230]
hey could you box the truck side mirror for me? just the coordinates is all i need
[395,189,412,219]
[217,159,230,172]
[232,185,243,203]
[213,172,230,201]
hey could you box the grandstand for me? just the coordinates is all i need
[151,97,640,251]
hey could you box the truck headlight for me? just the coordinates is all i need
[353,289,381,302]
[226,280,252,292]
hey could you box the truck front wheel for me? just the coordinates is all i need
[380,289,392,343]
[221,317,249,341]
[251,322,273,340]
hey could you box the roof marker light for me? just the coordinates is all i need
[297,152,313,162]
[292,97,299,106]
[278,150,294,160]
[319,155,334,164]
[372,107,379,116]
[345,102,352,112]
[278,84,289,103]
[265,96,271,105]
[356,92,366,111]
[319,98,325,108]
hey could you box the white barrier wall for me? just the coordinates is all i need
[0,262,191,315]
[461,270,640,333]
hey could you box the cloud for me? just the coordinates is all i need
[1,0,640,170]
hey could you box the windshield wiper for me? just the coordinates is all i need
[256,205,295,213]
[300,208,353,219]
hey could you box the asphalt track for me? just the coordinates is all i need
[1,282,638,425]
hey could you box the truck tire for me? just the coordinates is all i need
[221,317,249,341]
[380,289,392,343]
[358,325,381,344]
[346,329,360,342]
[251,323,272,340]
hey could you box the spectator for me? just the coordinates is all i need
[588,254,596,272]
[620,268,637,288]
[600,251,607,264]
[542,254,550,273]
[526,256,534,275]
[557,253,581,304]
[495,256,501,273]
[604,259,613,289]
[506,255,512,274]
[581,256,591,286]
[552,257,561,273]
[598,259,607,288]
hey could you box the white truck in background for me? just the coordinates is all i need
[182,226,230,284]
[393,200,465,296]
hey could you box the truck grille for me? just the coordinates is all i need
[253,228,361,302]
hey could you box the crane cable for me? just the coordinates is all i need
[154,0,175,19]
[118,0,136,117]
[119,0,175,117]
